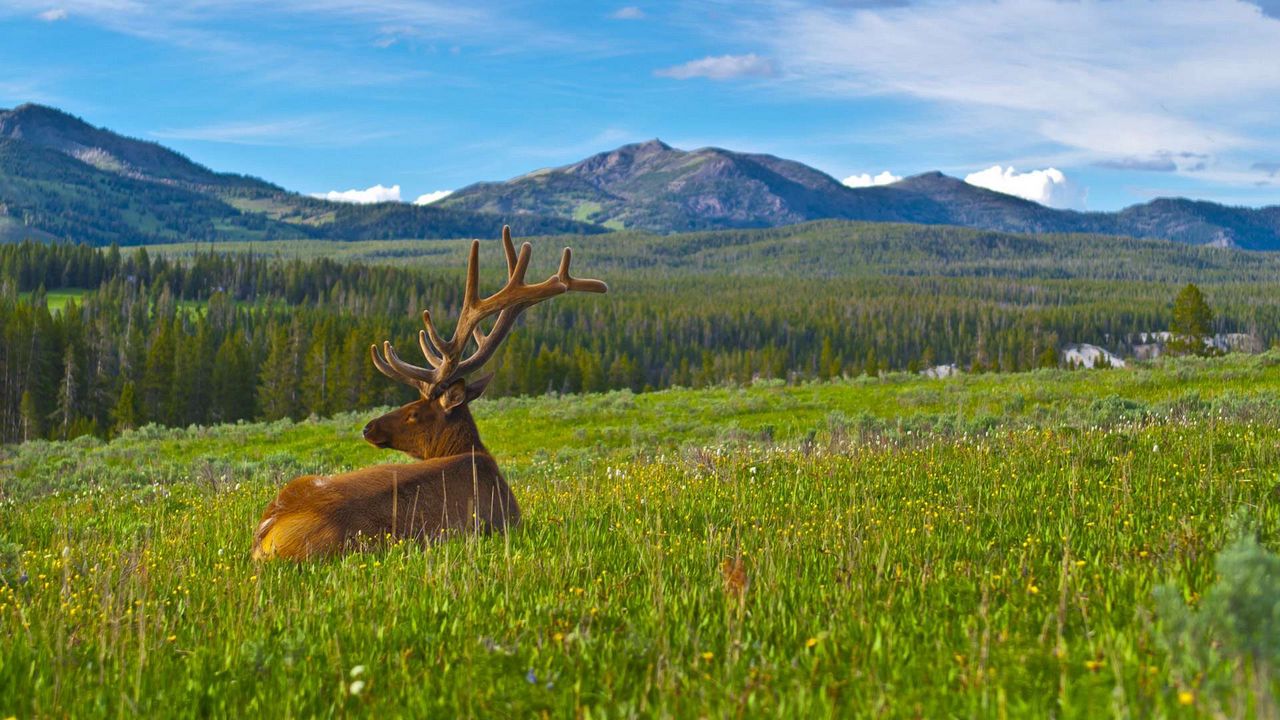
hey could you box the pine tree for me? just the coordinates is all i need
[20,390,41,441]
[112,381,138,434]
[1168,283,1215,357]
[55,344,79,439]
[211,334,256,423]
[141,319,175,425]
[258,324,300,420]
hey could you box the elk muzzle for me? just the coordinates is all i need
[362,418,392,448]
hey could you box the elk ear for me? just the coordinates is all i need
[437,379,468,414]
[465,373,494,403]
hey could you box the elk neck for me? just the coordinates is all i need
[422,405,490,460]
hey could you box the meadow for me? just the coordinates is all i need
[2,353,1279,717]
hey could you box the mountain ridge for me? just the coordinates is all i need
[2,105,1279,249]
[442,138,1280,249]
[0,104,604,245]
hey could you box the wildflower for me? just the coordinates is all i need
[1084,659,1104,672]
[1178,691,1194,706]
[526,669,537,684]
[806,637,818,649]
[1028,584,1040,595]
[701,651,714,662]
[349,680,365,696]
[350,665,365,678]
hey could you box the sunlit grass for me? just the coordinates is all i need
[2,354,1279,716]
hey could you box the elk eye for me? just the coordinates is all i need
[403,414,416,425]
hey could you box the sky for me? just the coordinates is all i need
[1,0,1279,211]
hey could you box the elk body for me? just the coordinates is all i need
[251,228,607,561]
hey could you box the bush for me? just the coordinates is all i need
[1155,517,1280,714]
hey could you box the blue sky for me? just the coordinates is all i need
[1,0,1279,211]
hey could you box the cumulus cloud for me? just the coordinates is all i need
[964,166,1086,209]
[413,189,453,205]
[611,6,644,20]
[655,53,775,81]
[37,8,67,21]
[312,184,401,204]
[842,170,901,188]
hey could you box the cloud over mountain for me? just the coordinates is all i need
[964,166,1086,209]
[842,171,901,188]
[312,184,401,204]
[413,190,453,205]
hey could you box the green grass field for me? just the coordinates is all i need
[3,355,1279,716]
[18,289,88,313]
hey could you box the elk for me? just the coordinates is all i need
[251,227,607,560]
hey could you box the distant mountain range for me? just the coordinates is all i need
[0,104,601,245]
[443,139,1280,249]
[2,104,1279,249]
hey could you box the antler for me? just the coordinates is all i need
[371,226,608,397]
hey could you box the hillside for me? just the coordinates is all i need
[0,104,603,245]
[442,140,1280,248]
[145,220,1280,284]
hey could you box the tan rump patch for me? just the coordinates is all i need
[251,511,339,561]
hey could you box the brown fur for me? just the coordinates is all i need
[252,377,519,561]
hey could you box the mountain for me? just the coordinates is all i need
[4,105,1279,249]
[442,139,873,232]
[0,104,603,245]
[442,140,1280,249]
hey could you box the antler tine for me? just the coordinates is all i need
[454,302,529,377]
[510,242,533,285]
[370,343,398,380]
[463,240,481,307]
[420,310,448,364]
[382,341,437,384]
[417,329,443,369]
[557,246,610,293]
[370,342,433,394]
[502,225,517,276]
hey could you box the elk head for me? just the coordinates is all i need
[363,226,608,460]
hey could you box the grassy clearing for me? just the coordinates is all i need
[18,288,88,313]
[2,355,1279,716]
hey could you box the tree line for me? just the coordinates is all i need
[0,240,1274,443]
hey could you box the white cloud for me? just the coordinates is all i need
[756,0,1280,179]
[964,166,1086,209]
[842,170,901,188]
[611,6,644,20]
[655,53,775,81]
[413,189,452,205]
[37,8,67,21]
[312,184,401,204]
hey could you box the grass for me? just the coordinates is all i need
[18,288,89,313]
[2,354,1279,716]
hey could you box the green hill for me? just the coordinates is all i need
[0,104,604,245]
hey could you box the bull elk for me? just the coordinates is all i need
[251,227,607,560]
